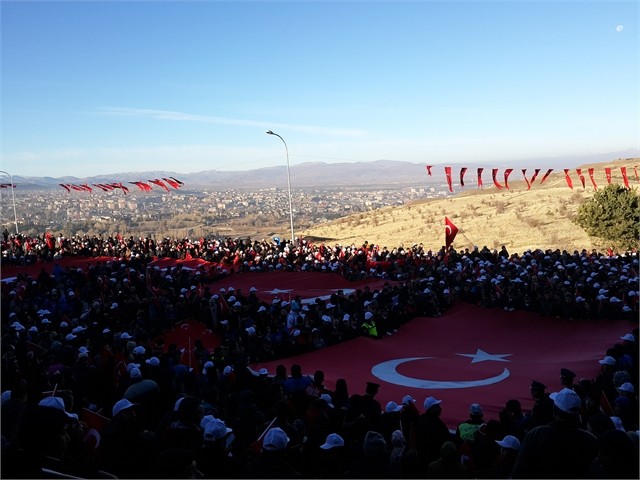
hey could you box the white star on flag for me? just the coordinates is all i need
[456,348,512,364]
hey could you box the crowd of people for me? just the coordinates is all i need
[0,232,639,478]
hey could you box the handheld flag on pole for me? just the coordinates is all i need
[445,217,459,250]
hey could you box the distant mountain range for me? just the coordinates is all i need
[8,149,639,190]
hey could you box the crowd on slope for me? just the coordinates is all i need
[0,233,639,478]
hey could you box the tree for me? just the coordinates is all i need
[575,184,639,251]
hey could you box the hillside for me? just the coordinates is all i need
[300,158,640,253]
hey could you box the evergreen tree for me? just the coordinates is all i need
[575,184,639,251]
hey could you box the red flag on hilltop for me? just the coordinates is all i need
[540,169,553,184]
[459,167,467,187]
[503,169,513,190]
[163,177,181,189]
[588,168,598,191]
[576,169,586,189]
[445,167,453,192]
[605,167,612,184]
[445,217,459,250]
[522,169,531,190]
[529,168,541,185]
[491,169,503,189]
[426,165,433,176]
[477,168,484,188]
[620,167,630,189]
[563,169,574,189]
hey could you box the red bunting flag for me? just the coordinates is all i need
[149,179,170,192]
[59,184,71,192]
[620,167,630,189]
[563,169,574,189]
[130,181,152,192]
[477,168,484,188]
[522,169,531,190]
[575,169,586,189]
[444,167,453,192]
[540,169,553,184]
[492,169,503,189]
[605,167,612,184]
[162,177,181,189]
[0,183,16,189]
[503,169,513,190]
[529,168,541,185]
[459,167,467,187]
[588,168,598,190]
[426,165,433,176]
[445,217,459,249]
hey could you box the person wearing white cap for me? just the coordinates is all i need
[512,388,598,478]
[316,433,348,478]
[98,398,141,478]
[241,427,302,478]
[415,396,452,466]
[492,435,521,478]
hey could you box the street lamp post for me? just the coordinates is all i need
[0,171,19,234]
[266,130,295,245]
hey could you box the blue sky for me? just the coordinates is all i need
[1,0,638,178]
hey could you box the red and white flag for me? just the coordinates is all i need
[445,217,459,250]
[445,167,453,192]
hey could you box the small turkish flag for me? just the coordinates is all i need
[445,217,459,249]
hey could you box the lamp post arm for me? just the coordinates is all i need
[0,170,18,234]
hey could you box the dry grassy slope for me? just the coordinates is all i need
[300,158,639,253]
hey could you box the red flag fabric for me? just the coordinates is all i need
[80,184,93,192]
[445,217,459,249]
[620,167,630,189]
[605,167,612,184]
[170,177,184,186]
[540,169,553,184]
[588,168,598,190]
[521,169,531,190]
[149,179,170,192]
[131,181,152,192]
[529,168,541,185]
[503,169,513,190]
[575,169,586,189]
[426,165,433,176]
[491,169,503,189]
[162,177,181,189]
[445,167,453,192]
[563,169,574,189]
[59,184,71,192]
[477,168,484,188]
[459,167,467,187]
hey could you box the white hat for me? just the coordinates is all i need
[132,346,146,355]
[620,333,636,342]
[245,326,256,335]
[263,427,289,451]
[319,393,334,408]
[204,418,232,441]
[39,396,78,420]
[110,302,118,309]
[65,333,77,341]
[495,435,521,450]
[228,296,236,302]
[343,314,351,321]
[258,306,267,313]
[424,396,442,410]
[130,368,142,378]
[203,360,214,371]
[610,416,626,432]
[364,311,374,320]
[599,355,616,366]
[258,368,269,376]
[550,388,582,414]
[223,365,233,376]
[402,395,416,405]
[250,287,257,292]
[146,357,161,367]
[112,398,136,417]
[385,401,403,413]
[120,332,132,339]
[617,382,635,394]
[320,433,345,450]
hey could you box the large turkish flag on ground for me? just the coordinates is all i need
[250,302,633,430]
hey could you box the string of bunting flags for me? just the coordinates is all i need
[427,165,639,193]
[58,177,184,195]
